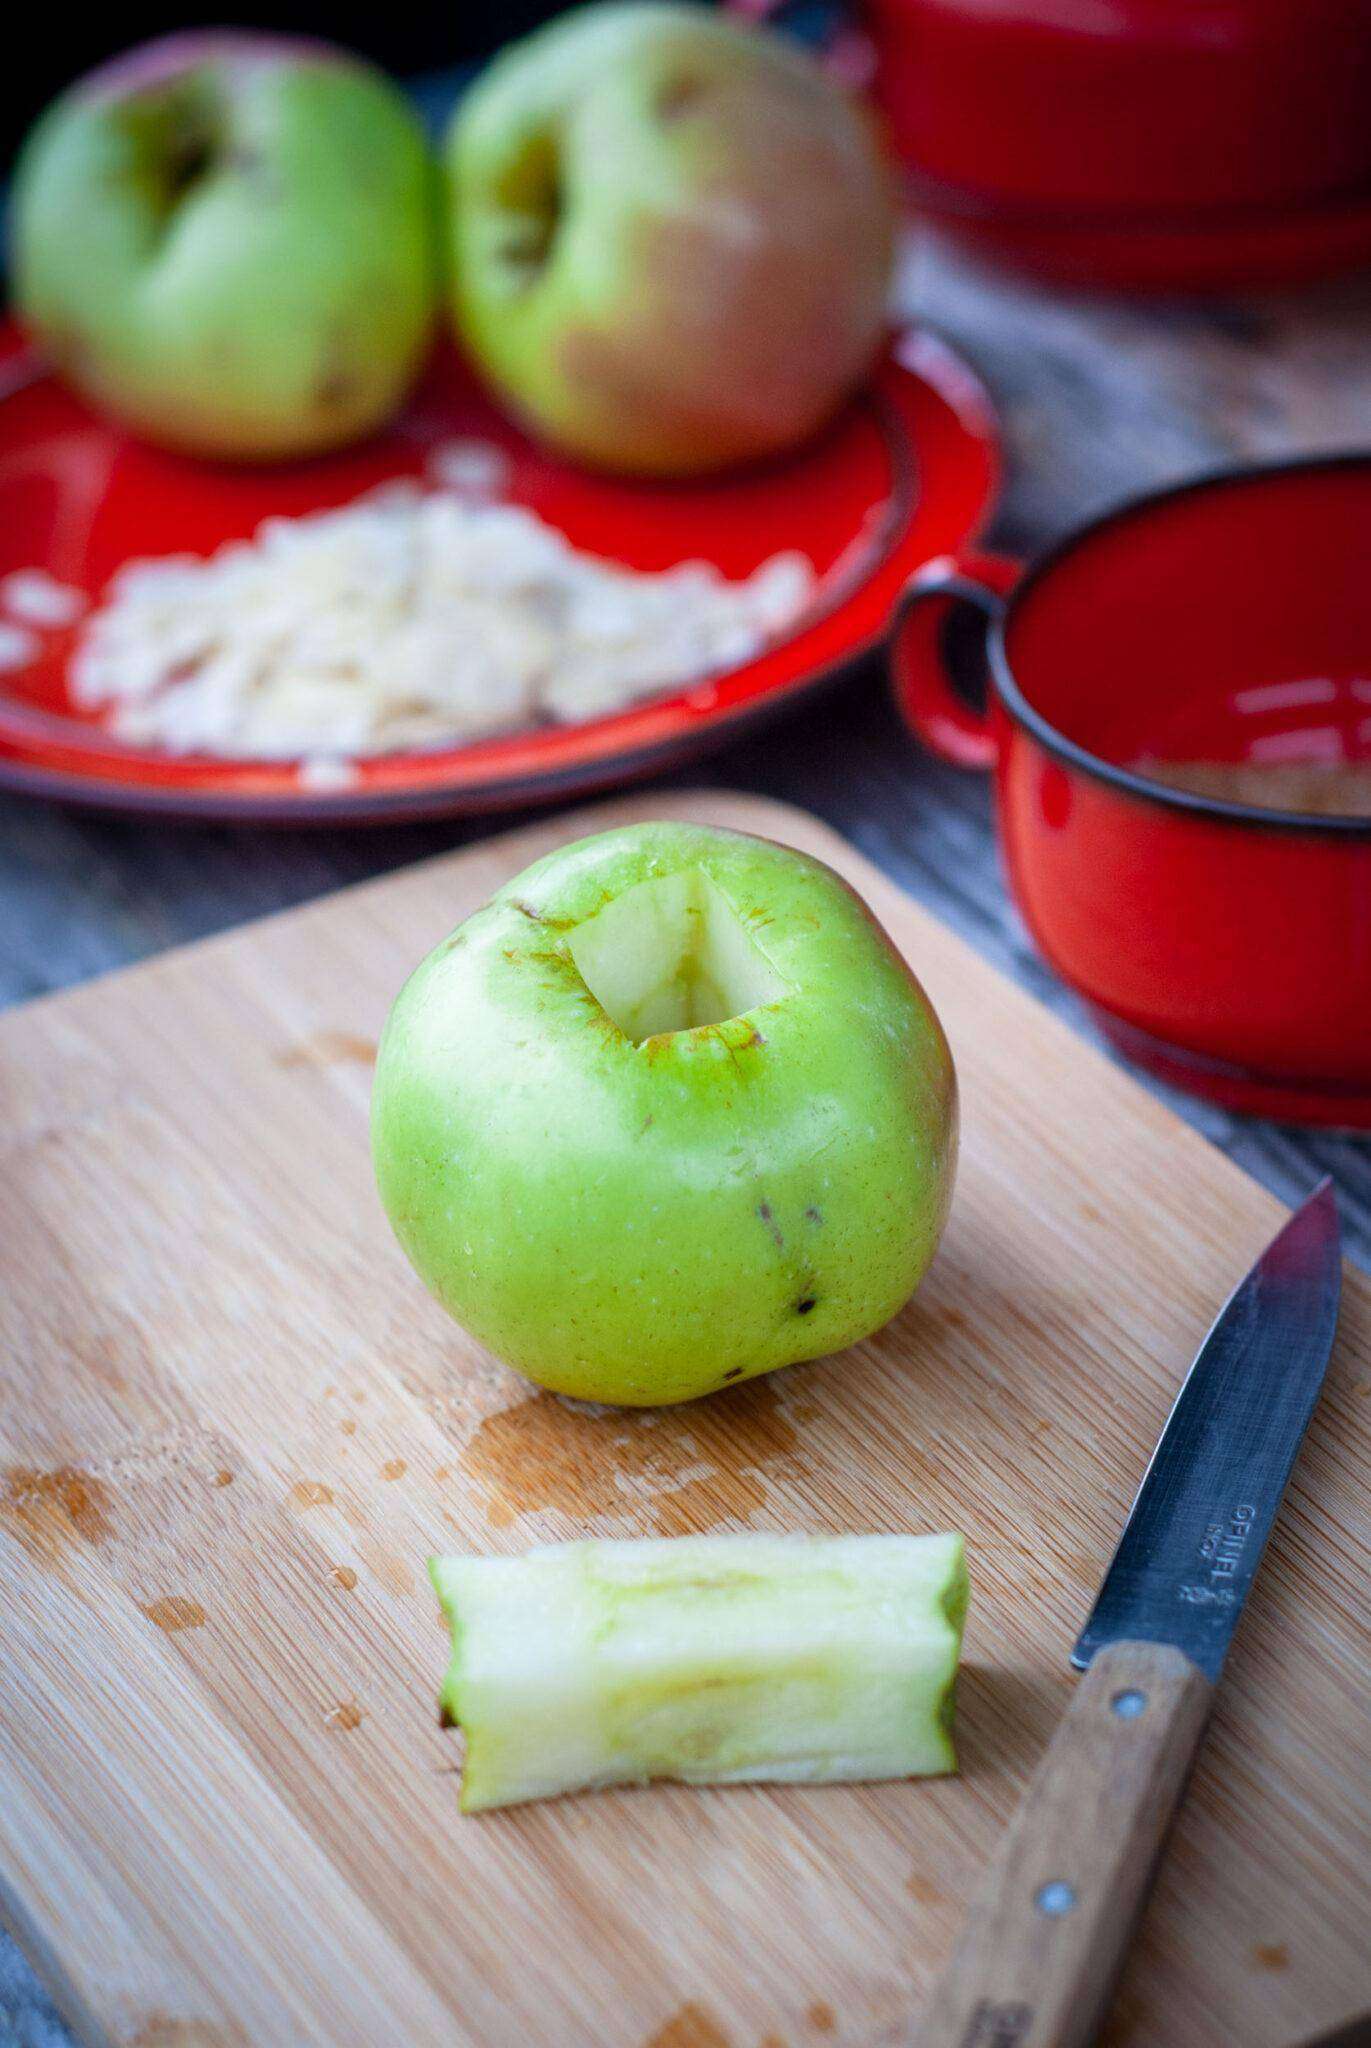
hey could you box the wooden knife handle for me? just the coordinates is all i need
[916,1641,1215,2048]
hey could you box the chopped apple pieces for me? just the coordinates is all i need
[429,1531,968,1812]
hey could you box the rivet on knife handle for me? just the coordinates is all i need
[915,1640,1213,2048]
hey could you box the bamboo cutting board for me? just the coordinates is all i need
[1,789,1367,2048]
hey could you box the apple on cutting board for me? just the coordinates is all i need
[10,31,437,461]
[445,2,897,476]
[373,821,957,1406]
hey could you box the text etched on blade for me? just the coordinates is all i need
[1177,1502,1256,1608]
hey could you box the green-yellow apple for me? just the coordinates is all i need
[11,32,438,461]
[444,3,896,476]
[372,820,956,1405]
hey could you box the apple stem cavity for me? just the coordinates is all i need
[490,128,564,287]
[565,867,787,1044]
[116,79,224,233]
[14,31,438,461]
[161,129,215,208]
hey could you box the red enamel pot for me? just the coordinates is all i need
[866,0,1371,218]
[735,0,1371,287]
[863,0,1371,289]
[892,455,1371,1129]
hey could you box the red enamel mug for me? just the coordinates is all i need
[892,455,1371,1129]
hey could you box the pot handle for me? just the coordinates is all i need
[891,551,1021,770]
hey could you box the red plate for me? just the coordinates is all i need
[0,323,997,824]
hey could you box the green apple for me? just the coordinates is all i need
[444,3,896,476]
[372,820,956,1405]
[11,32,438,461]
[431,1531,969,1810]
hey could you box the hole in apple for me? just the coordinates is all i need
[120,81,223,226]
[566,869,788,1044]
[163,131,215,205]
[491,128,564,284]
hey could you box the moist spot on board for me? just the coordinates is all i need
[275,1031,377,1069]
[462,1378,799,1535]
[1,1465,113,1557]
[644,2004,731,2048]
[144,1596,207,1633]
[356,1537,415,1595]
[289,1480,334,1510]
[129,2016,246,2048]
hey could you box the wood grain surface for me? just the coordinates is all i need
[1,788,1368,2048]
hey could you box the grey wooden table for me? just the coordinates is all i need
[2,226,1370,2044]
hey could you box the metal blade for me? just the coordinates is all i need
[1073,1178,1341,1681]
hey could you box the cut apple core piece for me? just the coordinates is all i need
[431,1532,968,1811]
[565,867,788,1041]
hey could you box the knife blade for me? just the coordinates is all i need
[919,1179,1343,2048]
[1073,1174,1342,1680]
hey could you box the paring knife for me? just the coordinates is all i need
[918,1178,1343,2048]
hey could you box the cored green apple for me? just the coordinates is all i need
[12,32,437,461]
[372,820,956,1405]
[444,3,896,476]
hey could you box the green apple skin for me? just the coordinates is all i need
[372,821,956,1406]
[445,4,896,477]
[11,32,438,461]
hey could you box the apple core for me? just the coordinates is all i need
[565,868,788,1042]
[431,1532,969,1809]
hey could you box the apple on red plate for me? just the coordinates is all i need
[10,30,437,461]
[445,4,897,476]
